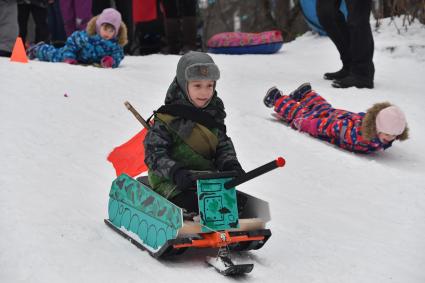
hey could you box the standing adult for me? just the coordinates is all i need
[47,0,67,47]
[0,0,19,57]
[17,0,50,45]
[60,0,92,37]
[92,0,133,54]
[162,0,197,55]
[317,0,375,89]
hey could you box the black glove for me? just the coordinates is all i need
[173,169,196,191]
[222,161,246,177]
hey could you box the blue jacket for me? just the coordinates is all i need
[37,31,124,68]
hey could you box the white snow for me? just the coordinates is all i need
[1,17,424,283]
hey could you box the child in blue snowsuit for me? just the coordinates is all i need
[27,8,127,68]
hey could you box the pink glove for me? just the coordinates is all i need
[101,56,114,68]
[293,118,319,136]
[63,58,78,65]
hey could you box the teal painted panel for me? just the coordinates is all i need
[108,199,176,250]
[108,174,183,250]
[197,177,239,232]
[109,174,183,230]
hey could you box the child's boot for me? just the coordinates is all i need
[26,41,44,60]
[289,82,312,101]
[263,86,282,108]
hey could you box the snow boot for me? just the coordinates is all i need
[263,86,282,108]
[289,82,312,101]
[323,67,349,80]
[26,41,45,60]
[332,74,374,89]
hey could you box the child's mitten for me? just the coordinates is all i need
[101,56,114,68]
[63,58,78,65]
[173,169,196,191]
[222,161,245,177]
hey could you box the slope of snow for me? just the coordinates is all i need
[1,17,424,283]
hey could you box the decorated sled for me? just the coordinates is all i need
[105,158,285,276]
[106,102,285,275]
[207,30,283,55]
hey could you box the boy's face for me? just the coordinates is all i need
[100,24,115,40]
[187,80,215,108]
[378,132,396,144]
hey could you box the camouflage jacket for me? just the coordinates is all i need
[144,78,241,198]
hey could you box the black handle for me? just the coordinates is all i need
[224,157,285,189]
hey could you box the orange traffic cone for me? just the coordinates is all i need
[10,37,28,63]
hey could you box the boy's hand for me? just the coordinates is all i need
[173,169,196,191]
[101,56,114,68]
[63,58,77,65]
[222,161,245,177]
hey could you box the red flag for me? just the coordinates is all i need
[107,129,148,177]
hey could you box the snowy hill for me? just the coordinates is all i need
[1,18,425,283]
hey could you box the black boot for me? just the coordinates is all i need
[332,74,374,89]
[323,67,350,80]
[180,17,197,54]
[289,82,312,101]
[162,18,181,55]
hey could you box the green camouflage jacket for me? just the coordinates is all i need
[143,78,241,199]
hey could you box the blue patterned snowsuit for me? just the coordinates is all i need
[36,30,124,68]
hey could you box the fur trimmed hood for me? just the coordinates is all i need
[362,102,409,141]
[86,16,128,47]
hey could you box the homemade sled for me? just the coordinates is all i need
[105,158,285,275]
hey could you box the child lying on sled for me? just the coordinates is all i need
[27,8,127,68]
[143,51,246,213]
[264,83,409,154]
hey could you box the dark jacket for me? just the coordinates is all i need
[144,79,241,198]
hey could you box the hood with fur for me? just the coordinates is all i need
[362,102,409,141]
[86,16,128,47]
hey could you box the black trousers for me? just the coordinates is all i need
[18,4,50,44]
[162,0,196,18]
[317,0,374,79]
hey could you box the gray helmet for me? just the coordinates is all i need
[176,51,220,97]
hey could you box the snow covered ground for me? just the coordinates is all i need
[1,18,424,283]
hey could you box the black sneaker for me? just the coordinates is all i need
[289,82,312,101]
[332,74,374,89]
[324,68,349,80]
[263,86,282,108]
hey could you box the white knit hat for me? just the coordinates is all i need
[376,106,406,135]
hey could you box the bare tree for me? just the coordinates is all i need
[375,0,425,24]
